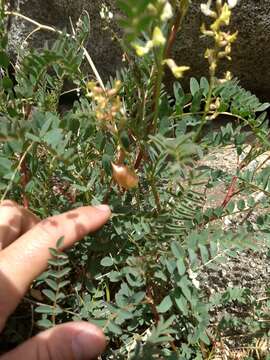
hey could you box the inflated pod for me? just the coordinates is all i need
[111,163,139,189]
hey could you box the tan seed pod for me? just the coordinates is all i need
[111,163,139,189]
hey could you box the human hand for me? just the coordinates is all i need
[0,200,111,360]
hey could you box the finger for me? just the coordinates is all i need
[0,205,110,329]
[0,200,40,250]
[0,321,106,360]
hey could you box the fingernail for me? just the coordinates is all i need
[72,329,105,360]
[93,204,111,213]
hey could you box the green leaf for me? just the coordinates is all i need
[49,268,71,278]
[45,278,58,291]
[237,199,245,211]
[48,258,69,266]
[190,77,200,96]
[178,276,192,302]
[171,241,184,258]
[200,77,209,96]
[108,271,122,282]
[35,305,55,315]
[36,318,53,329]
[101,256,114,267]
[255,103,270,112]
[56,292,66,301]
[175,294,188,316]
[157,295,173,313]
[120,131,130,150]
[226,201,235,214]
[43,128,62,146]
[0,51,9,68]
[199,330,210,345]
[0,157,12,175]
[58,280,70,289]
[176,257,186,276]
[191,90,202,113]
[107,321,122,335]
[2,76,13,89]
[42,289,56,302]
[56,236,65,248]
[102,154,112,176]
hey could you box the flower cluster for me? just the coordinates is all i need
[86,80,123,130]
[200,0,238,77]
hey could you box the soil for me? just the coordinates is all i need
[197,142,270,358]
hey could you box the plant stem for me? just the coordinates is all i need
[221,175,237,208]
[164,2,189,59]
[146,284,160,324]
[193,76,215,142]
[152,58,163,132]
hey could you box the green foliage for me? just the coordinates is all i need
[1,1,270,359]
[35,237,71,328]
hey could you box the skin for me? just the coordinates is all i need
[0,200,111,360]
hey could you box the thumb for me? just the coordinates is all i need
[0,321,106,360]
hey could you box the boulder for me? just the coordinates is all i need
[6,0,270,98]
[174,0,270,100]
[7,0,123,81]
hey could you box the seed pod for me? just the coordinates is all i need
[111,163,139,189]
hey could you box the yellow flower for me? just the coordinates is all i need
[161,1,173,21]
[164,59,190,78]
[132,40,153,56]
[152,27,166,46]
[200,3,216,18]
[211,4,231,31]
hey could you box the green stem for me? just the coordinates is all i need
[152,60,163,132]
[193,76,215,142]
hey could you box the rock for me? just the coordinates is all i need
[7,0,123,81]
[6,0,270,98]
[174,0,270,100]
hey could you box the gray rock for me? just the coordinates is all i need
[6,0,270,98]
[7,0,123,81]
[174,0,270,100]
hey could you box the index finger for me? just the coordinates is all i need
[0,205,110,330]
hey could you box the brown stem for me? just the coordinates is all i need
[146,285,160,324]
[164,10,182,59]
[221,175,238,208]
